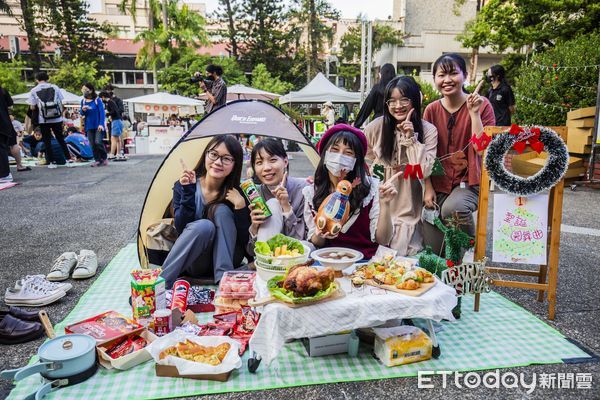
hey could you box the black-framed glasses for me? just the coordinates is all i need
[386,98,411,108]
[207,150,234,166]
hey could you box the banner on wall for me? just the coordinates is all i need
[492,193,549,265]
[133,104,203,115]
[147,125,185,154]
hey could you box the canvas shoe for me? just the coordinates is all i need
[72,250,98,279]
[4,278,66,307]
[0,173,14,183]
[47,163,58,169]
[47,252,78,281]
[16,275,72,294]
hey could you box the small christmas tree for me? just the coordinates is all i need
[417,246,447,277]
[430,157,445,176]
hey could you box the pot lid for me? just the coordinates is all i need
[39,334,96,361]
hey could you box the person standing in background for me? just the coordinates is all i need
[100,91,126,160]
[354,63,396,128]
[9,114,31,171]
[197,64,227,114]
[321,101,335,128]
[0,85,15,182]
[80,83,108,167]
[486,64,515,126]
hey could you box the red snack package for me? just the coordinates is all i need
[236,306,260,335]
[198,323,231,337]
[170,280,190,313]
[106,335,148,359]
[230,335,250,356]
[213,311,238,324]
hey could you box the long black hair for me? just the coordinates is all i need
[380,76,424,165]
[378,63,396,93]
[489,64,506,83]
[432,53,469,93]
[250,138,288,175]
[195,135,243,218]
[82,82,97,99]
[313,130,371,216]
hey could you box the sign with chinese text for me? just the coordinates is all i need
[492,194,549,264]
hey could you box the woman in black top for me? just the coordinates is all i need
[354,63,396,128]
[486,64,515,126]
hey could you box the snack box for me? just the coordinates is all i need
[217,271,256,299]
[302,332,351,357]
[65,311,144,344]
[97,329,158,370]
[131,273,166,320]
[373,325,432,367]
[213,296,248,314]
[166,286,215,313]
[155,364,231,382]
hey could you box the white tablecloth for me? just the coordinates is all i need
[249,276,457,365]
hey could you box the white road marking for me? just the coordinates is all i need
[561,224,600,237]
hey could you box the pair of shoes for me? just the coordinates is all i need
[0,173,13,183]
[107,154,116,160]
[4,275,68,307]
[90,161,101,167]
[0,314,43,345]
[47,163,58,169]
[17,167,32,172]
[114,154,127,162]
[47,250,98,281]
[0,306,41,322]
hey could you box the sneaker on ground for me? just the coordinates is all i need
[72,250,98,279]
[107,155,116,160]
[47,163,58,169]
[0,173,13,183]
[16,275,72,293]
[38,160,48,166]
[47,252,78,281]
[5,279,66,307]
[90,161,101,167]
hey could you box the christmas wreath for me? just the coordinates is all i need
[484,125,568,196]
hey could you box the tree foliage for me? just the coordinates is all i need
[159,53,247,97]
[457,0,600,52]
[0,59,28,95]
[50,60,110,94]
[214,0,243,58]
[340,24,403,62]
[250,63,293,94]
[513,33,600,125]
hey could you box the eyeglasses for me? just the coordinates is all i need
[207,150,234,166]
[386,98,411,108]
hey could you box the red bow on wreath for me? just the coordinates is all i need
[509,124,544,154]
[403,164,423,180]
[470,132,492,151]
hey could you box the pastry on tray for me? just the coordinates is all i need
[352,256,434,290]
[159,339,231,365]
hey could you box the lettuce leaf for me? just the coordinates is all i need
[266,234,304,254]
[254,241,272,256]
[267,275,337,304]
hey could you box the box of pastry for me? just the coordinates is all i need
[373,325,432,367]
[97,329,158,370]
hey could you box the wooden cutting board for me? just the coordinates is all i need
[248,286,345,308]
[363,279,437,297]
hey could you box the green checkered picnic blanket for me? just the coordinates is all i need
[7,244,591,400]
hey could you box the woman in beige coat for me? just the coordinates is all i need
[365,76,438,256]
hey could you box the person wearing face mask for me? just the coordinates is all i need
[486,64,515,127]
[303,124,397,258]
[160,135,250,288]
[79,83,107,167]
[364,76,439,256]
[246,139,306,256]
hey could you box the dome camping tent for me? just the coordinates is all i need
[137,100,320,267]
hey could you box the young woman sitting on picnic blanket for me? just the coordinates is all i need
[160,135,251,288]
[246,138,307,255]
[302,125,398,259]
[364,76,438,256]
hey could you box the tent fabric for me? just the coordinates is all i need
[125,92,204,106]
[198,84,281,101]
[12,88,82,105]
[137,100,320,267]
[279,72,361,104]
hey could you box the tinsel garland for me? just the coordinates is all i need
[417,246,447,277]
[433,216,475,265]
[484,126,568,196]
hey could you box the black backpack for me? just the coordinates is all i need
[35,87,62,120]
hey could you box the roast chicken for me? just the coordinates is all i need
[281,262,335,297]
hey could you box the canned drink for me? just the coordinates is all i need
[153,309,172,336]
[170,279,190,313]
[241,179,272,217]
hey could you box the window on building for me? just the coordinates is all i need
[112,72,124,84]
[125,72,135,85]
[135,72,144,84]
[146,73,154,84]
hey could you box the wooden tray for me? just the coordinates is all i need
[248,286,345,308]
[364,279,437,297]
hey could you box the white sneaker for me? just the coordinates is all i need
[5,278,66,307]
[16,275,72,293]
[72,250,98,279]
[0,173,13,183]
[47,252,78,281]
[47,163,58,169]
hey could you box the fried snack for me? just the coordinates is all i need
[396,279,420,290]
[159,339,231,366]
[415,269,434,283]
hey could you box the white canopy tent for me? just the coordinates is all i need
[124,92,204,115]
[12,88,82,105]
[279,73,361,104]
[198,84,281,101]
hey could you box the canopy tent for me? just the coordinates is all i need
[125,92,204,115]
[137,100,320,267]
[279,72,361,104]
[198,84,281,101]
[11,88,82,105]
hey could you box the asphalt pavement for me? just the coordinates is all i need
[0,153,598,400]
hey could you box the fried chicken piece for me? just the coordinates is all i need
[283,265,335,296]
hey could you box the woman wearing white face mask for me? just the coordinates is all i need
[364,76,439,256]
[302,124,397,259]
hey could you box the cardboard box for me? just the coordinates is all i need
[98,329,158,370]
[567,106,596,120]
[131,275,166,320]
[155,364,231,381]
[373,326,432,367]
[303,332,351,357]
[65,311,144,345]
[566,118,595,128]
